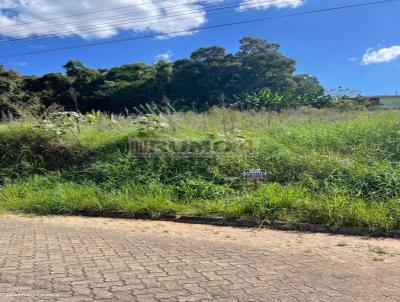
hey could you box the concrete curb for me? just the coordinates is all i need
[74,210,400,238]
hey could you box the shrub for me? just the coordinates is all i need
[1,109,400,229]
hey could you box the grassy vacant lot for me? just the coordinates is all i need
[0,108,399,229]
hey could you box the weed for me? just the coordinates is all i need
[0,109,399,229]
[304,248,312,254]
[369,246,387,255]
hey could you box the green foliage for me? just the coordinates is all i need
[0,64,25,108]
[239,88,286,111]
[23,73,71,108]
[173,178,234,200]
[134,115,170,137]
[1,109,400,229]
[292,74,324,98]
[36,111,94,136]
[1,178,398,229]
[1,37,325,113]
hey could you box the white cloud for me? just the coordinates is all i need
[0,0,222,40]
[362,45,400,65]
[155,50,173,61]
[238,0,304,11]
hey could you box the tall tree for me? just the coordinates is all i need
[0,65,24,109]
[171,46,243,109]
[63,60,104,111]
[236,37,296,94]
[0,37,326,113]
[23,73,72,109]
[292,74,324,98]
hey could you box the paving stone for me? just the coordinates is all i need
[0,215,399,302]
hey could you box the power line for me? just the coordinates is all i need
[2,0,395,57]
[0,0,297,46]
[0,0,170,30]
[0,0,397,59]
[0,0,295,45]
[1,0,212,35]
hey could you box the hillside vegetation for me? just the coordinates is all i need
[0,37,327,113]
[0,108,399,229]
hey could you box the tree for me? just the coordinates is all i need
[63,60,104,111]
[171,46,243,109]
[0,37,326,113]
[105,63,155,82]
[23,73,72,109]
[292,74,324,98]
[237,37,280,56]
[190,46,226,63]
[236,37,296,94]
[151,60,173,101]
[100,62,158,111]
[0,65,25,109]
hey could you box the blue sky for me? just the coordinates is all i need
[0,0,399,95]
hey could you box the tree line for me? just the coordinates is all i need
[0,37,328,113]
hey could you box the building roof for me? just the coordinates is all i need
[364,95,400,98]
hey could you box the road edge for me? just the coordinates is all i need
[73,210,400,238]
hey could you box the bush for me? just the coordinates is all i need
[1,109,400,229]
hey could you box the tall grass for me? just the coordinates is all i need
[0,108,399,229]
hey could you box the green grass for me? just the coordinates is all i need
[0,108,400,229]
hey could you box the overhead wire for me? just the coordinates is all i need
[0,0,299,43]
[0,0,299,45]
[0,0,397,59]
[0,0,179,30]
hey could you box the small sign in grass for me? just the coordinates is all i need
[244,169,267,190]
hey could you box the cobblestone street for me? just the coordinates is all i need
[0,215,399,302]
